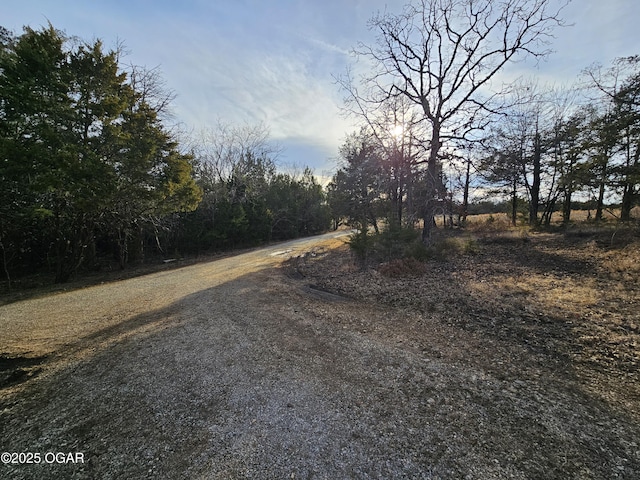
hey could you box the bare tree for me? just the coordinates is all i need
[194,121,280,184]
[125,64,177,120]
[340,0,567,242]
[190,121,281,236]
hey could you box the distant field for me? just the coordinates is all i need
[459,206,640,226]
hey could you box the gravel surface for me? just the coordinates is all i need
[1,229,639,479]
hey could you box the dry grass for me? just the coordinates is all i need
[602,242,640,281]
[378,257,427,278]
[300,219,640,410]
[465,206,640,225]
[289,222,640,477]
[2,226,638,479]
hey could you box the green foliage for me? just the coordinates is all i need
[346,223,481,270]
[327,129,385,233]
[0,24,201,283]
[403,239,431,262]
[346,230,376,266]
[376,222,421,261]
[176,135,330,254]
[429,236,480,259]
[266,169,331,241]
[347,224,428,266]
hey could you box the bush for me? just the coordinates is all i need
[425,235,480,260]
[347,230,376,265]
[349,225,480,268]
[404,239,431,261]
[349,225,425,266]
[377,224,422,261]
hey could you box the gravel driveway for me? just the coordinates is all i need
[1,231,639,479]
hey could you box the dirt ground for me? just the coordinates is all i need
[0,226,639,479]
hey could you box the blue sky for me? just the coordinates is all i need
[3,1,640,180]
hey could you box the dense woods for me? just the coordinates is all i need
[0,25,330,286]
[178,123,330,253]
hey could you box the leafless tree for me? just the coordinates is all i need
[190,121,281,231]
[193,121,280,183]
[126,64,176,118]
[340,0,567,242]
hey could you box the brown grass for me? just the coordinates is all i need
[378,257,427,278]
[299,219,640,409]
[465,206,640,226]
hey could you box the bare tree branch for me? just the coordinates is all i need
[338,0,568,242]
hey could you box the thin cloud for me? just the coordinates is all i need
[3,0,640,175]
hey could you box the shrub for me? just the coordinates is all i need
[404,239,431,261]
[347,230,375,265]
[377,224,421,261]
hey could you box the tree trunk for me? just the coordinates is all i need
[562,188,573,224]
[595,163,607,222]
[541,197,556,226]
[371,218,380,234]
[117,228,128,270]
[422,127,440,244]
[511,177,518,226]
[0,235,11,291]
[620,142,639,222]
[54,234,86,284]
[462,157,471,222]
[128,223,145,265]
[529,131,541,225]
[620,185,633,221]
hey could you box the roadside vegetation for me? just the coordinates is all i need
[0,26,330,290]
[1,1,639,477]
[293,213,640,416]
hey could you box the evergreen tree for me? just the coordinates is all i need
[0,25,201,282]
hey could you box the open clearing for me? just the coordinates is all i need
[0,226,639,479]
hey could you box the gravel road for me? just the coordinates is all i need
[1,231,639,479]
[0,231,434,480]
[0,231,352,360]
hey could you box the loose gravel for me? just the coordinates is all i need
[1,230,639,479]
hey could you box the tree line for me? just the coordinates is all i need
[3,1,639,286]
[327,0,638,259]
[480,60,640,227]
[0,25,329,287]
[177,123,330,254]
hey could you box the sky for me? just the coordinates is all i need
[3,0,640,181]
